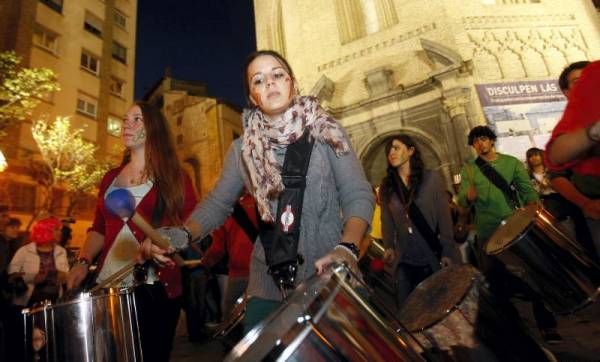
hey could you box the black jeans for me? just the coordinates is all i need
[134,283,181,362]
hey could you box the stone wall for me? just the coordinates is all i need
[254,0,600,187]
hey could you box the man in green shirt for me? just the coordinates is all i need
[457,126,539,241]
[458,125,562,344]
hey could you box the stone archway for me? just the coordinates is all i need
[360,127,445,186]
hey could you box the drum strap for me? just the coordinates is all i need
[232,201,258,243]
[258,131,314,291]
[391,173,442,259]
[475,157,520,209]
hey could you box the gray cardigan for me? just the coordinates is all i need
[381,170,460,271]
[190,136,374,301]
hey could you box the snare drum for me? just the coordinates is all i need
[225,263,424,361]
[23,287,142,362]
[485,204,600,314]
[398,264,550,361]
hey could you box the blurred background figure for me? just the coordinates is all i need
[8,216,69,307]
[59,217,75,248]
[0,218,22,275]
[370,186,382,242]
[180,235,222,343]
[526,147,595,259]
[0,206,9,234]
[200,192,257,322]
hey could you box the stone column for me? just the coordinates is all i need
[443,95,472,175]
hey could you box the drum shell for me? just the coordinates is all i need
[398,265,550,361]
[358,238,397,314]
[23,288,142,362]
[225,264,424,361]
[486,207,600,314]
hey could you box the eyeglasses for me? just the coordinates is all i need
[250,68,290,90]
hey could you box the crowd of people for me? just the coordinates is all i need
[0,53,598,361]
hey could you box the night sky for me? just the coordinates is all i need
[134,0,256,108]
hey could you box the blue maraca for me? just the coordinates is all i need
[104,188,176,250]
[105,188,136,219]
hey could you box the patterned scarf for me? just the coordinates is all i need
[242,96,350,222]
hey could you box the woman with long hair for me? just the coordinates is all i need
[66,101,197,361]
[379,134,459,308]
[149,50,374,331]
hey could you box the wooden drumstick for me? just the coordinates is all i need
[182,259,203,267]
[89,260,137,293]
[105,188,171,249]
[105,188,185,265]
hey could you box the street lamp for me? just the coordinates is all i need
[0,148,7,172]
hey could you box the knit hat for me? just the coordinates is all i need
[30,217,61,245]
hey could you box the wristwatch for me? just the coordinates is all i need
[180,225,193,244]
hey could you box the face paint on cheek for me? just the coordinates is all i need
[133,128,146,143]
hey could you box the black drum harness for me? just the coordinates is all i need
[475,157,521,210]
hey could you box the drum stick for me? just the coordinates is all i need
[466,164,475,186]
[89,260,136,293]
[182,259,203,267]
[130,214,186,266]
[130,213,171,249]
[105,188,172,249]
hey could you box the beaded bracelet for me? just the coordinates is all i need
[334,242,359,261]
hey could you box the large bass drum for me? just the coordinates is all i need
[224,263,424,361]
[22,287,142,362]
[398,264,552,361]
[485,204,600,314]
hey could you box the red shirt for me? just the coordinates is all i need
[546,60,600,177]
[90,166,197,298]
[202,194,257,278]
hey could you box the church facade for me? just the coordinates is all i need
[253,0,600,187]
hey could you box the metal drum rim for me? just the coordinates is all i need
[22,286,136,314]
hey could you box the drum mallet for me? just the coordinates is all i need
[105,188,185,265]
[106,189,169,248]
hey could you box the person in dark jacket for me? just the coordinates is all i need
[379,134,460,307]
